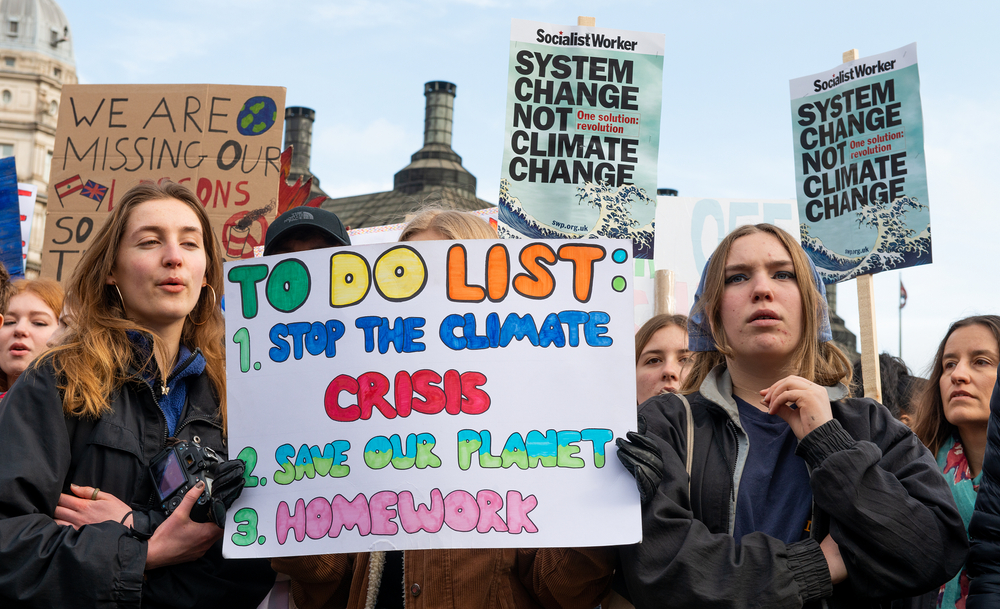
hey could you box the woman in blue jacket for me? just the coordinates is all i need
[619,223,967,608]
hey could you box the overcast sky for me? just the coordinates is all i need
[59,0,1000,377]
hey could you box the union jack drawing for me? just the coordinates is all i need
[81,180,108,202]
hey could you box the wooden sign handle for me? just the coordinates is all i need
[843,47,882,402]
[654,269,675,316]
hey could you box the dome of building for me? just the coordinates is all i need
[0,0,73,63]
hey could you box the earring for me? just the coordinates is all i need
[188,284,217,326]
[112,284,128,317]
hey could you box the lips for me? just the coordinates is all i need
[950,390,974,402]
[158,277,187,293]
[748,309,781,324]
[8,342,30,356]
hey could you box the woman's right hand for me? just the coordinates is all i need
[145,482,223,571]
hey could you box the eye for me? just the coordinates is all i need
[975,357,995,367]
[679,353,691,365]
[2,318,13,326]
[32,320,50,327]
[774,270,796,280]
[724,274,747,285]
[943,360,957,371]
[139,238,160,247]
[644,356,663,366]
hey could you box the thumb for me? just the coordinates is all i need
[171,481,206,519]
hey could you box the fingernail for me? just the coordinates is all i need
[196,481,205,489]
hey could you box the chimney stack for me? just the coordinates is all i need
[423,81,455,147]
[393,81,476,196]
[284,106,318,186]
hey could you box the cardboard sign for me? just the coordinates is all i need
[0,158,21,277]
[497,19,664,259]
[223,239,641,557]
[654,196,800,314]
[790,44,930,283]
[42,84,286,282]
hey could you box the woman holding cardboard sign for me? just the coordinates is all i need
[616,224,967,608]
[0,182,274,608]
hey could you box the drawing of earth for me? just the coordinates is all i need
[237,96,278,136]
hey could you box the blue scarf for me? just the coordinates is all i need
[128,332,206,436]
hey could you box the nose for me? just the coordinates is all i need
[951,360,972,384]
[13,319,29,337]
[750,274,774,302]
[162,241,183,268]
[660,359,680,382]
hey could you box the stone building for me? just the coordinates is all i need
[0,0,76,276]
[320,80,494,229]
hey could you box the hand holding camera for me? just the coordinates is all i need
[149,441,247,528]
[144,441,249,571]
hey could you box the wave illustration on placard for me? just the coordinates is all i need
[497,178,656,259]
[801,195,931,283]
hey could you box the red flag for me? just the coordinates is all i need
[899,281,907,309]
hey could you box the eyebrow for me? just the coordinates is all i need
[723,259,794,274]
[943,349,1000,360]
[132,224,203,235]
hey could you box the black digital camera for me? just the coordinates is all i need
[148,441,222,523]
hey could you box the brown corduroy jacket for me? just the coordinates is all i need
[272,547,614,609]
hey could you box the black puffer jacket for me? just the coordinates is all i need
[620,366,968,609]
[968,365,1000,607]
[0,353,275,608]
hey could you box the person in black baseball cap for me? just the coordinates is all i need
[264,207,351,256]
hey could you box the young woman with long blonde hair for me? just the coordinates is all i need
[0,182,274,608]
[618,223,967,608]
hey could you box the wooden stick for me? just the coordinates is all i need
[577,16,596,26]
[843,47,882,402]
[654,269,675,316]
[857,273,882,401]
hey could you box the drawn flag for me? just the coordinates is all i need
[54,175,83,203]
[899,281,907,309]
[81,180,108,202]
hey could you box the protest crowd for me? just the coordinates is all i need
[0,184,998,609]
[0,7,998,609]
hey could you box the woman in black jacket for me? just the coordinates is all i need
[0,182,274,608]
[619,223,967,608]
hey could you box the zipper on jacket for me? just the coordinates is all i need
[724,419,739,532]
[137,375,171,509]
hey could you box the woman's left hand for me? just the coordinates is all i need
[761,375,833,440]
[54,484,132,529]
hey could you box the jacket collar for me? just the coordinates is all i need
[698,364,850,427]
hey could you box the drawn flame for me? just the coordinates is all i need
[277,146,327,215]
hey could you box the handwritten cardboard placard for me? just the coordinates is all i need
[653,196,800,314]
[42,84,286,282]
[790,43,930,283]
[223,238,641,557]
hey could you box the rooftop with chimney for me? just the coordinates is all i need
[319,81,494,229]
[283,105,328,201]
